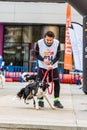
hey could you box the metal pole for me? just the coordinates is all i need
[83,16,87,94]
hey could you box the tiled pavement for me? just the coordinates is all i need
[0,82,87,130]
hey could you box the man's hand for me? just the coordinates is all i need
[44,59,50,65]
[47,64,53,70]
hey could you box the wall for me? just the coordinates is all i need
[0,2,82,24]
[0,24,4,56]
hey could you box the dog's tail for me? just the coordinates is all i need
[17,88,25,99]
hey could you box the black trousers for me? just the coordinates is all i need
[37,67,60,98]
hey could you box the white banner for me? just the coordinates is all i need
[69,23,83,71]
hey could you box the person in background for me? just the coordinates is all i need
[9,62,13,66]
[34,31,63,109]
[0,55,3,71]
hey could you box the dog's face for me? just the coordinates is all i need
[38,81,49,91]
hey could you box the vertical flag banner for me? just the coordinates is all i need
[69,23,83,71]
[64,3,72,70]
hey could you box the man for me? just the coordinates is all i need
[34,31,63,108]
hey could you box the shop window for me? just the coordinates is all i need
[59,26,65,43]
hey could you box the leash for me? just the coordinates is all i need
[42,70,49,81]
[42,69,54,95]
[47,69,54,95]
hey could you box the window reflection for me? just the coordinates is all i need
[4,26,22,48]
[23,26,41,43]
[59,26,65,43]
[23,26,32,43]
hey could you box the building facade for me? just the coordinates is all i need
[0,2,82,71]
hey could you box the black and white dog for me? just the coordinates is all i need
[17,80,55,109]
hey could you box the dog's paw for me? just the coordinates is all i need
[52,106,56,110]
[36,107,39,110]
[24,100,29,104]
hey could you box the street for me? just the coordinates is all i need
[0,82,87,130]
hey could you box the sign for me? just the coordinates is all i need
[64,3,72,70]
[69,22,83,71]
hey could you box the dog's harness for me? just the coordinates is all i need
[42,69,54,95]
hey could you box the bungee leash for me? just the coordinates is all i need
[42,69,54,95]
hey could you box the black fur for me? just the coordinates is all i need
[17,81,49,104]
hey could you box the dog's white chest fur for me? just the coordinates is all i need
[36,88,46,98]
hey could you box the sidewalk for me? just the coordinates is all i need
[0,82,87,130]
